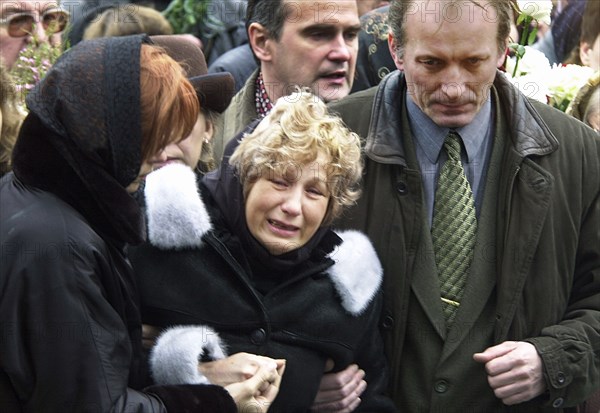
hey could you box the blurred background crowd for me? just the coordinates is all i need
[1,0,598,178]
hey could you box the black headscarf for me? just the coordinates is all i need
[201,125,340,275]
[12,34,150,245]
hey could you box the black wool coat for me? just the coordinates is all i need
[0,35,236,413]
[129,163,397,413]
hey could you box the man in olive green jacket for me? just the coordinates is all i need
[329,0,600,411]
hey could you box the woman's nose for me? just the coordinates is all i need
[280,189,302,216]
[149,149,168,166]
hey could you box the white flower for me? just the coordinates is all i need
[504,72,549,103]
[505,46,551,77]
[545,64,595,110]
[517,0,553,25]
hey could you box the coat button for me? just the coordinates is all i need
[381,315,394,330]
[434,380,449,393]
[250,328,266,345]
[556,372,566,384]
[552,397,564,408]
[397,181,408,195]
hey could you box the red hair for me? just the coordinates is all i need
[139,44,199,161]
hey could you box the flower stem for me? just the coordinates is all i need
[512,16,532,78]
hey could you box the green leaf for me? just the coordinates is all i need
[162,0,212,34]
[185,14,196,26]
[527,27,538,45]
[516,12,525,26]
[183,0,195,14]
[559,99,570,112]
[162,0,183,17]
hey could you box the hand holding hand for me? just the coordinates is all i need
[199,352,280,387]
[473,341,547,405]
[310,361,367,413]
[225,360,285,413]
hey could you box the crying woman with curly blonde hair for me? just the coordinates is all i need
[130,89,396,412]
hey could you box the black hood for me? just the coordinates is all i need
[12,34,150,245]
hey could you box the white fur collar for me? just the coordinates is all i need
[326,230,383,315]
[145,167,382,314]
[145,163,212,249]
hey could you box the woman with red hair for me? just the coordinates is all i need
[0,34,281,413]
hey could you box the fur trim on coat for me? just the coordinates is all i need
[146,164,384,385]
[145,163,211,249]
[145,163,383,316]
[150,325,227,385]
[325,230,383,316]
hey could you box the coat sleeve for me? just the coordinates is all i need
[353,290,398,413]
[0,221,235,413]
[522,125,600,408]
[526,182,600,408]
[149,325,228,385]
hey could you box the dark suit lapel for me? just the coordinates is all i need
[494,155,554,341]
[412,228,447,340]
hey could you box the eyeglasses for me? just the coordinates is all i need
[0,8,69,37]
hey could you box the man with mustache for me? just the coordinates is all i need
[330,0,600,411]
[212,0,361,163]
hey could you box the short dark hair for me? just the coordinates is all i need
[580,0,600,46]
[246,0,288,41]
[389,0,512,58]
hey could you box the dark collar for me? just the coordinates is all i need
[363,71,559,165]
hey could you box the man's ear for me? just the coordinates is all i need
[388,31,404,71]
[497,39,509,68]
[580,41,593,67]
[248,22,272,62]
[204,117,214,141]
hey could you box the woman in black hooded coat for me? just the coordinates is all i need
[130,90,397,413]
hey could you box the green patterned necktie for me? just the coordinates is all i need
[431,131,478,326]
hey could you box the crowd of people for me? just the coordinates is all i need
[1,0,599,412]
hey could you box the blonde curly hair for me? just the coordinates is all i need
[229,88,363,225]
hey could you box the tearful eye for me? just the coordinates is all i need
[307,185,329,198]
[307,188,322,196]
[270,179,288,188]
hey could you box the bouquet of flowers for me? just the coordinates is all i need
[544,64,595,111]
[504,45,594,109]
[9,35,63,112]
[505,0,594,112]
